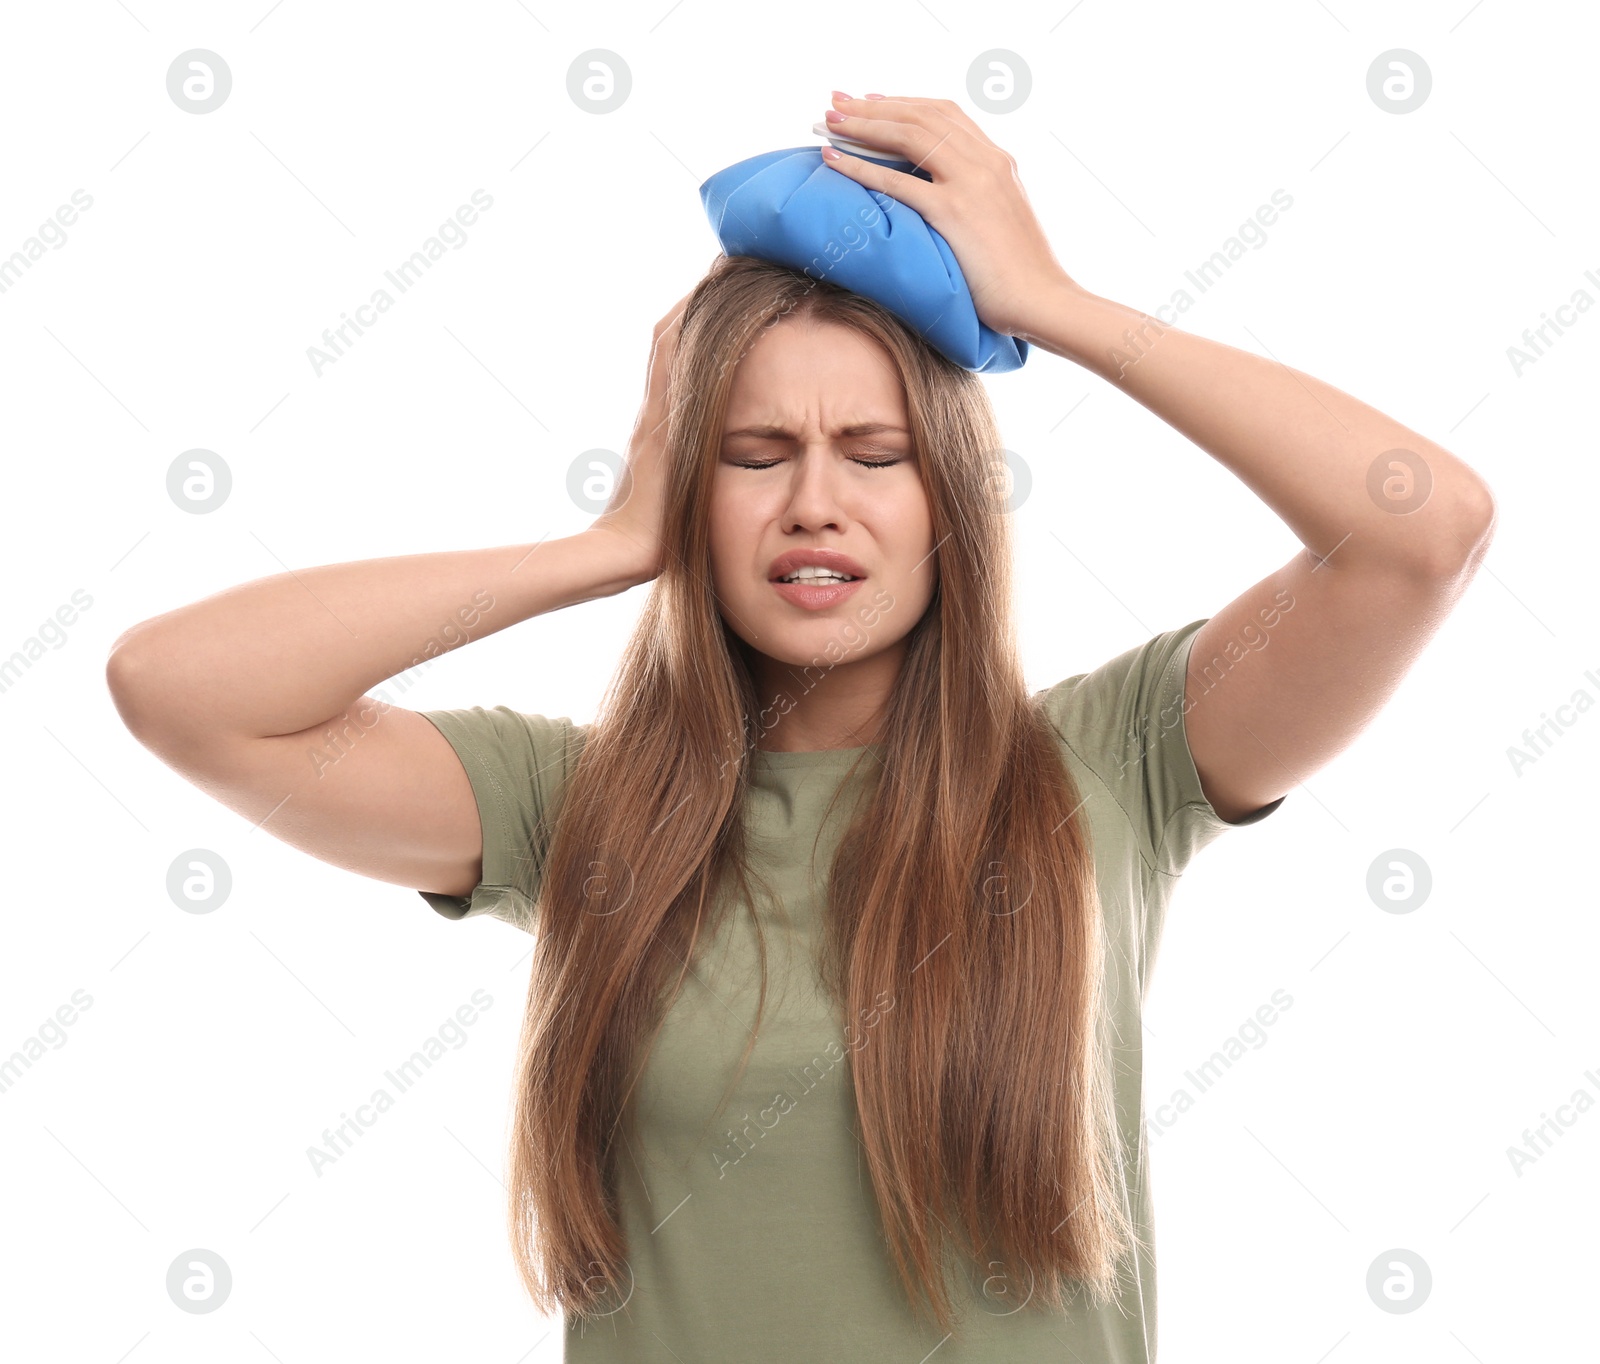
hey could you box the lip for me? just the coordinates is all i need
[771,577,865,611]
[766,547,869,582]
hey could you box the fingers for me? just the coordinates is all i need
[827,95,988,177]
[820,146,936,215]
[825,112,946,176]
[833,93,990,145]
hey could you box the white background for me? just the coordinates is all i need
[0,1,1591,1360]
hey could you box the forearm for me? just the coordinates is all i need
[1015,279,1496,572]
[107,528,649,744]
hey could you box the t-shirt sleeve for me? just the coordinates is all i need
[413,706,584,932]
[1036,616,1285,880]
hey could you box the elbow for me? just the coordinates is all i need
[105,635,147,735]
[1468,479,1499,551]
[1447,478,1498,573]
[1406,477,1497,581]
[105,628,171,745]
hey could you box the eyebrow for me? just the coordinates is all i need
[721,422,910,441]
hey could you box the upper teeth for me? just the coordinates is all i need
[780,566,855,582]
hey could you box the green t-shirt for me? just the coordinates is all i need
[415,616,1283,1362]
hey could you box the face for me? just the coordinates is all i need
[708,314,938,693]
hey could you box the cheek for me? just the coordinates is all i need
[889,488,936,555]
[893,493,938,598]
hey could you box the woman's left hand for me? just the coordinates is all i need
[821,93,1075,340]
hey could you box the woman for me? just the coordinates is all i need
[106,94,1496,1362]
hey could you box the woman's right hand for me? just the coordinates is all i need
[589,290,693,583]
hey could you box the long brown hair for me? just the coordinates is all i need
[507,254,1134,1335]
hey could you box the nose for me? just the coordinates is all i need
[780,446,850,532]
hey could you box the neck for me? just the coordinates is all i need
[746,639,904,752]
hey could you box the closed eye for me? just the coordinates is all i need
[728,456,905,470]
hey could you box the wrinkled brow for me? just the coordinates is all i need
[721,422,910,440]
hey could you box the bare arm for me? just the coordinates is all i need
[104,529,654,901]
[1014,279,1495,823]
[107,290,688,903]
[106,531,651,747]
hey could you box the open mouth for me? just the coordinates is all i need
[770,573,865,610]
[773,569,859,584]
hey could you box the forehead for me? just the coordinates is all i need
[721,316,908,432]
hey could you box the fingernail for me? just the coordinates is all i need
[832,90,852,102]
[866,92,885,100]
[821,147,842,161]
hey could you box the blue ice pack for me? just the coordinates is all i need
[699,141,1028,374]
